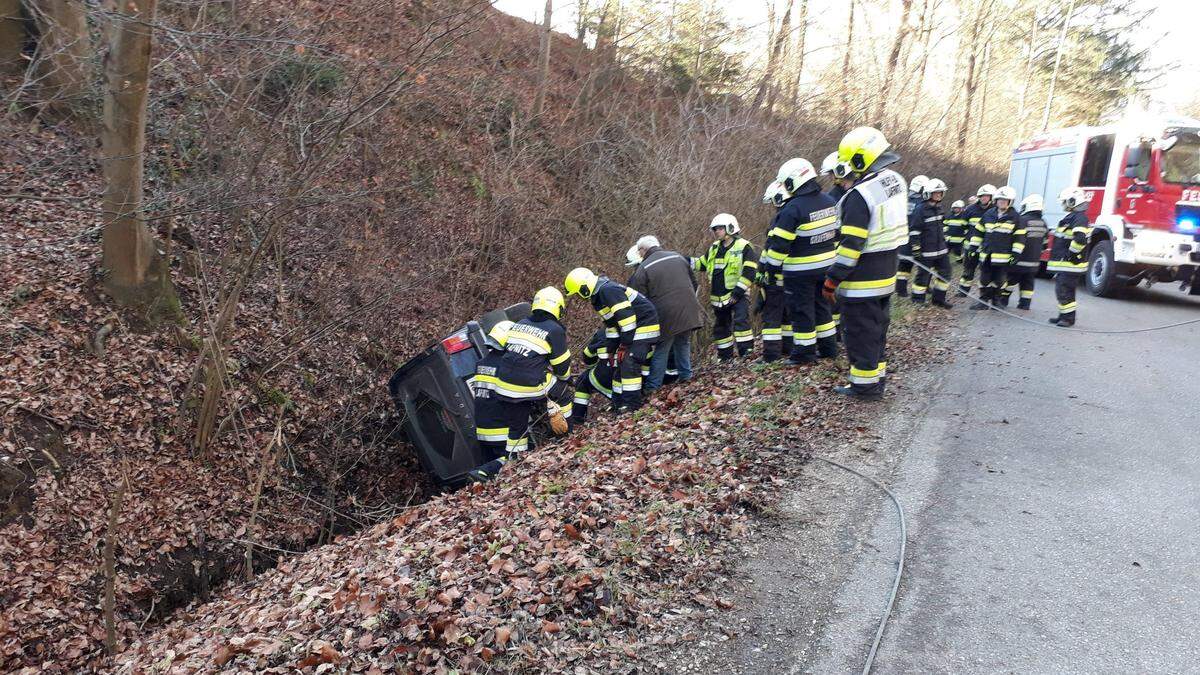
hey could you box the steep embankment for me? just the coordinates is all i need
[112,307,954,673]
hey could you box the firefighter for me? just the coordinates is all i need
[821,152,849,201]
[1047,187,1093,326]
[468,320,516,481]
[944,199,968,261]
[1003,194,1047,310]
[909,178,954,308]
[972,185,1023,310]
[470,288,571,478]
[564,267,661,411]
[570,327,615,427]
[958,184,996,296]
[693,213,759,360]
[897,175,928,297]
[757,180,795,362]
[763,158,839,365]
[822,126,908,400]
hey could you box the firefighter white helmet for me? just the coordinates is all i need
[625,244,642,267]
[776,158,817,193]
[820,152,839,176]
[486,319,515,349]
[977,184,997,198]
[922,178,947,199]
[910,175,929,195]
[762,180,789,207]
[710,213,740,235]
[1020,194,1044,213]
[951,199,966,210]
[531,286,565,319]
[1059,187,1091,211]
[994,185,1017,204]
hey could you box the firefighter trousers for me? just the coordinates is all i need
[1054,271,1082,320]
[474,393,509,465]
[713,296,753,359]
[1003,266,1037,309]
[912,254,952,304]
[948,241,964,261]
[897,250,913,295]
[760,285,793,362]
[614,342,653,410]
[959,249,979,293]
[784,274,837,362]
[841,296,891,396]
[571,363,613,427]
[978,259,1007,304]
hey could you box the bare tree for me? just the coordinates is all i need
[1,0,24,73]
[533,0,553,117]
[28,0,94,118]
[99,0,174,311]
[875,0,914,123]
[752,0,792,112]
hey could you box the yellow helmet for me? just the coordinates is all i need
[487,319,515,348]
[564,267,599,299]
[835,126,897,178]
[531,286,565,319]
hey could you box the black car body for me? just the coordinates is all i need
[387,303,531,487]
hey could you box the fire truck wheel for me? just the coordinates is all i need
[1086,239,1117,297]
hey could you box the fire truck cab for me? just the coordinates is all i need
[1008,115,1200,296]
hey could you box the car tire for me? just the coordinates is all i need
[1086,239,1116,297]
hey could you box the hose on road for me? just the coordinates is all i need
[805,454,908,675]
[908,258,1200,334]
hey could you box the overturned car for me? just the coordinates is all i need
[387,303,532,487]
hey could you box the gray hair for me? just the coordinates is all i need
[636,235,660,252]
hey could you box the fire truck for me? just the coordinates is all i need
[1008,115,1200,296]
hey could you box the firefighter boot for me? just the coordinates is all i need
[932,288,953,308]
[1055,311,1075,327]
[896,276,909,297]
[1017,297,1032,310]
[970,287,991,310]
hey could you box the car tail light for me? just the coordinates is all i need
[441,330,471,355]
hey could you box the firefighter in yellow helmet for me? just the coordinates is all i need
[822,127,909,400]
[468,287,571,480]
[564,267,661,412]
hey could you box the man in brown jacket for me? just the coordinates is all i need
[627,235,703,394]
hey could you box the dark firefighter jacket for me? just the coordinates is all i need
[976,205,1024,264]
[487,309,571,401]
[1047,211,1092,273]
[762,178,840,278]
[908,201,948,258]
[589,277,661,347]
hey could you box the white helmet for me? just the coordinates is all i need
[710,213,740,235]
[776,158,817,193]
[1020,194,1043,213]
[909,175,929,195]
[922,178,947,199]
[951,199,966,210]
[762,180,789,208]
[1059,187,1091,211]
[977,184,997,198]
[994,185,1017,203]
[625,244,642,267]
[820,152,839,176]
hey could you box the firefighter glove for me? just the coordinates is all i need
[547,401,570,436]
[822,278,838,304]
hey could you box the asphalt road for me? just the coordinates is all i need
[810,277,1200,673]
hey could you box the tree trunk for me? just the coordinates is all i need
[787,0,807,109]
[532,0,552,118]
[100,0,174,314]
[29,0,93,117]
[874,0,913,123]
[0,0,25,74]
[754,0,792,113]
[841,0,855,116]
[955,16,982,165]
